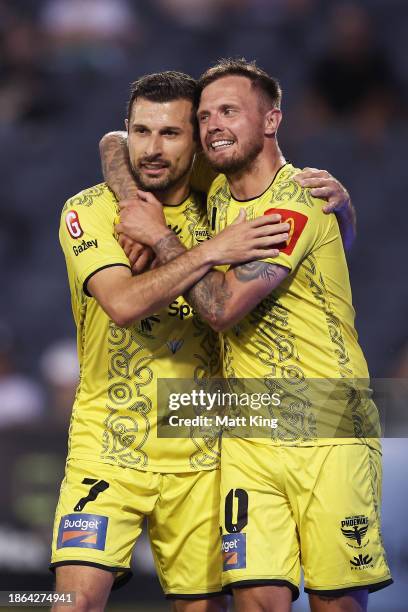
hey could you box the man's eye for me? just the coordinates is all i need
[224,108,235,116]
[199,115,209,123]
[135,127,147,134]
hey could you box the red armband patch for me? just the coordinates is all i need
[264,208,308,255]
[65,210,84,239]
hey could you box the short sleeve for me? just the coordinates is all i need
[59,188,130,296]
[254,193,337,273]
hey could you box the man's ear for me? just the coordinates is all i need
[125,118,129,132]
[265,108,282,137]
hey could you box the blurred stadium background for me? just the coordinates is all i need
[0,0,407,610]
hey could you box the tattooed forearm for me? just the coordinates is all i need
[186,272,232,323]
[233,261,280,283]
[153,233,186,264]
[100,132,139,200]
[152,233,232,323]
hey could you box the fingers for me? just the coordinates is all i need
[131,249,153,274]
[295,176,333,188]
[295,168,330,180]
[322,197,346,213]
[232,208,247,225]
[128,245,144,267]
[309,186,333,198]
[252,233,289,247]
[247,248,280,260]
[249,213,282,227]
[254,222,290,237]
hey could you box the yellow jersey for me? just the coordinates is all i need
[207,164,380,447]
[60,183,220,472]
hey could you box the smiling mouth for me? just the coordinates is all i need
[209,140,234,151]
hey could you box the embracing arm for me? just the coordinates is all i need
[294,168,356,250]
[99,131,137,199]
[154,233,288,332]
[88,234,219,327]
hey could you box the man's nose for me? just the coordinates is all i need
[207,114,223,134]
[145,134,162,156]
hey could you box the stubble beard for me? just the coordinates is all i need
[206,137,264,175]
[131,160,191,194]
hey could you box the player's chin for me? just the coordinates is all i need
[139,175,170,191]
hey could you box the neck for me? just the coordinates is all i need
[153,179,190,206]
[228,144,286,201]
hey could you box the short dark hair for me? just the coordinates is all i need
[198,58,282,109]
[127,71,199,136]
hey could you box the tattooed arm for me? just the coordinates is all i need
[153,234,289,332]
[100,131,138,199]
[115,190,289,331]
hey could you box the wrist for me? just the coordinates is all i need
[149,227,173,249]
[196,238,218,267]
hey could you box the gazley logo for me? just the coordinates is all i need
[222,533,246,570]
[65,210,84,238]
[57,513,108,550]
[264,208,308,255]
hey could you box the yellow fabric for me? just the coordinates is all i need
[207,164,380,448]
[59,183,220,472]
[220,438,392,594]
[51,459,222,595]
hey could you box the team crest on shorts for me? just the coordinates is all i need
[340,515,369,549]
[57,513,108,550]
[222,533,246,570]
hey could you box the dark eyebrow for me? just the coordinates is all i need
[160,126,182,133]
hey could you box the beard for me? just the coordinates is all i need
[131,156,191,193]
[206,136,264,175]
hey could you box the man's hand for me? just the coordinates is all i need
[118,233,155,274]
[203,208,290,267]
[294,167,350,213]
[116,190,171,247]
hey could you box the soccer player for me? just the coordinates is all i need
[105,61,392,612]
[52,72,292,612]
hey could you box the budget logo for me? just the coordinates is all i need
[65,210,84,239]
[222,533,246,570]
[57,513,108,550]
[264,208,308,255]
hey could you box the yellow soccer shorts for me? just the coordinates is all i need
[220,439,392,600]
[50,458,223,598]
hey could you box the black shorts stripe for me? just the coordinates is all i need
[223,579,300,601]
[49,560,132,591]
[305,577,393,597]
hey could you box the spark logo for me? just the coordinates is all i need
[264,208,308,255]
[57,513,108,550]
[65,210,84,238]
[222,533,246,570]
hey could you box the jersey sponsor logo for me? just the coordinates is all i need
[222,533,246,570]
[194,227,210,242]
[57,513,108,550]
[350,553,374,569]
[168,223,182,238]
[168,300,196,320]
[139,315,160,333]
[166,339,184,354]
[264,208,308,255]
[65,210,84,238]
[72,239,98,256]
